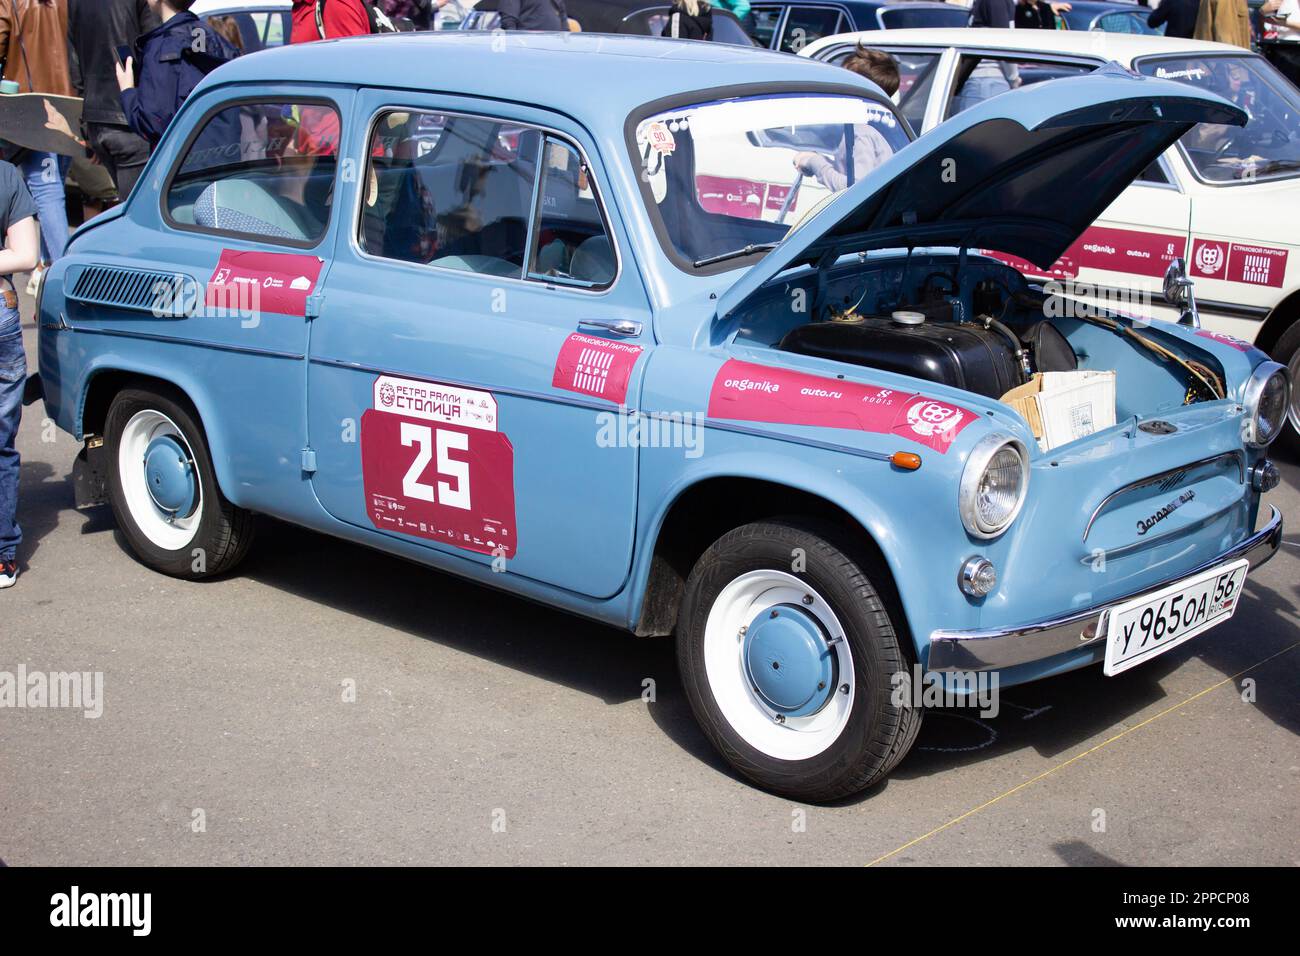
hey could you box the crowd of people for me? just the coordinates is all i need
[0,0,1295,589]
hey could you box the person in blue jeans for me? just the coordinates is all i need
[0,159,40,589]
[19,150,70,266]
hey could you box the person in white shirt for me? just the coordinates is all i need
[1263,0,1300,38]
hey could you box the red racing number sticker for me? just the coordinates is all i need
[360,375,517,558]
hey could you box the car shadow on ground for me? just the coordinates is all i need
[126,508,1291,806]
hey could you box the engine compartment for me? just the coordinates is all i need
[733,251,1228,424]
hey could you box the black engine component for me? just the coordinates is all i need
[1020,320,1078,373]
[779,311,1026,399]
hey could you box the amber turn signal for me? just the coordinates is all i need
[890,451,922,471]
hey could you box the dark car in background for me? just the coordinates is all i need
[750,1,969,53]
[459,0,758,44]
[1053,0,1164,34]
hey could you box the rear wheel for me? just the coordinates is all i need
[105,387,254,578]
[676,519,921,802]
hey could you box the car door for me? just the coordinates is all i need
[142,86,352,517]
[305,91,650,599]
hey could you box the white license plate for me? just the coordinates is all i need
[1102,559,1249,676]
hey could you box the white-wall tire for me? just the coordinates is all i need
[105,386,255,578]
[677,518,922,802]
[116,409,204,552]
[702,570,854,761]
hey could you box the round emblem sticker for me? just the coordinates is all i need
[907,400,964,438]
[1195,242,1225,275]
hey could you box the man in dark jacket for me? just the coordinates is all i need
[969,0,1017,26]
[1015,0,1057,27]
[115,1,239,148]
[1149,0,1202,37]
[498,0,568,30]
[68,0,160,198]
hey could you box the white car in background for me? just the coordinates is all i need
[191,0,293,53]
[802,28,1300,446]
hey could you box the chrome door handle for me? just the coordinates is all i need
[577,318,642,337]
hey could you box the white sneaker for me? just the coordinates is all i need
[0,560,16,589]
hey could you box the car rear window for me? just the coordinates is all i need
[165,100,341,246]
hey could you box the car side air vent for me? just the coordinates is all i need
[65,264,199,317]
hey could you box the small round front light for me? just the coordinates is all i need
[960,434,1030,539]
[959,556,998,597]
[1243,362,1290,448]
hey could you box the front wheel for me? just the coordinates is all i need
[676,519,921,802]
[105,386,254,578]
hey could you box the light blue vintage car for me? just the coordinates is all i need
[36,33,1289,800]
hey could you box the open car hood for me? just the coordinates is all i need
[715,64,1245,323]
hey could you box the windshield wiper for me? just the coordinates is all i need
[693,242,779,269]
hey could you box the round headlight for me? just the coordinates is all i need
[1243,362,1290,448]
[959,434,1030,539]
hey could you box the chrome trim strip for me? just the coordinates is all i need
[1058,281,1268,321]
[1196,298,1270,321]
[67,324,303,361]
[928,506,1282,673]
[1081,451,1244,542]
[702,418,893,463]
[311,356,898,462]
[307,354,620,412]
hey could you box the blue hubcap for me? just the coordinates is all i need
[743,603,836,718]
[143,435,197,519]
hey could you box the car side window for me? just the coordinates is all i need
[201,12,287,54]
[360,111,614,289]
[528,138,615,289]
[780,7,844,54]
[1137,160,1171,185]
[750,5,784,48]
[834,48,940,131]
[165,100,340,245]
[948,56,1094,118]
[360,111,542,278]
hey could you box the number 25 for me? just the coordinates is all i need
[400,422,471,510]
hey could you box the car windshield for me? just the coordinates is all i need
[632,93,911,270]
[1138,54,1300,183]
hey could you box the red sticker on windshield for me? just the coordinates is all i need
[206,249,323,317]
[361,375,517,558]
[552,333,643,403]
[708,360,973,453]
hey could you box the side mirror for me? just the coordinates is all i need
[1163,257,1200,328]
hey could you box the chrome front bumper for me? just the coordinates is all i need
[927,506,1283,673]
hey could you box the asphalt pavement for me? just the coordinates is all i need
[1,284,1297,866]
